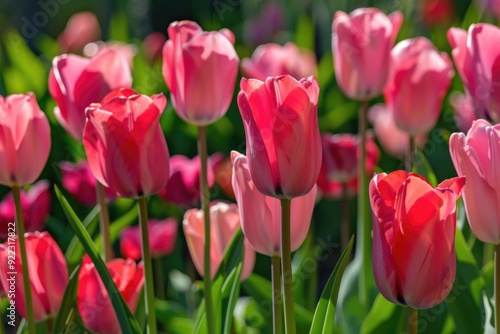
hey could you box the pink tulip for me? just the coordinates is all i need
[0,180,50,239]
[0,232,68,321]
[83,88,170,198]
[478,0,500,20]
[77,256,143,334]
[449,92,477,133]
[157,154,219,208]
[231,151,317,256]
[384,37,453,135]
[0,93,51,187]
[143,32,166,63]
[83,41,137,68]
[421,0,455,28]
[370,171,465,308]
[183,202,255,280]
[332,8,403,100]
[57,12,101,53]
[449,119,500,244]
[49,49,132,140]
[448,23,500,123]
[162,20,239,126]
[243,3,284,46]
[241,42,316,81]
[237,75,321,199]
[214,156,235,199]
[120,218,178,260]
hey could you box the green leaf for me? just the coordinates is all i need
[360,294,405,334]
[54,185,142,334]
[292,231,316,308]
[65,205,100,265]
[309,235,354,334]
[412,150,437,187]
[53,265,80,333]
[155,300,193,333]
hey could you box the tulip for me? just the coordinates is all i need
[162,20,239,126]
[243,3,284,46]
[0,180,50,239]
[384,37,453,135]
[143,32,166,63]
[369,171,465,308]
[214,156,235,199]
[231,151,316,256]
[83,88,170,198]
[83,41,137,67]
[332,8,403,100]
[478,0,500,20]
[77,256,144,334]
[241,42,316,81]
[448,23,500,123]
[420,0,455,28]
[449,92,476,133]
[449,119,500,244]
[0,93,51,187]
[0,232,68,321]
[49,49,132,140]
[57,12,101,53]
[157,154,219,207]
[183,202,255,279]
[237,75,321,199]
[120,218,178,260]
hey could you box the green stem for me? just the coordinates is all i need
[96,182,112,261]
[484,243,494,267]
[46,317,53,333]
[0,305,5,334]
[138,197,157,334]
[12,186,35,334]
[271,255,282,334]
[154,258,166,300]
[406,135,416,172]
[341,182,350,251]
[495,244,500,334]
[281,198,296,334]
[198,126,214,334]
[407,307,418,334]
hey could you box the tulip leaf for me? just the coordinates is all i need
[54,185,142,334]
[461,1,484,30]
[155,300,193,333]
[360,294,405,334]
[53,265,80,333]
[309,235,354,334]
[65,205,100,266]
[412,149,437,187]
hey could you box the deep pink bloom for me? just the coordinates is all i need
[57,12,101,53]
[83,88,170,198]
[448,23,500,123]
[243,3,284,46]
[77,256,143,334]
[241,42,316,81]
[0,93,51,187]
[231,151,317,256]
[0,232,68,321]
[143,32,166,63]
[49,49,132,140]
[421,0,455,28]
[183,202,255,280]
[332,8,403,100]
[237,75,321,199]
[384,37,453,135]
[0,180,50,239]
[162,20,239,125]
[450,119,500,244]
[449,92,477,133]
[370,171,465,308]
[120,218,178,260]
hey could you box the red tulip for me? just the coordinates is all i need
[0,180,51,239]
[0,93,51,187]
[162,20,239,125]
[384,37,453,135]
[120,218,178,260]
[370,171,465,308]
[83,88,170,198]
[421,0,455,28]
[241,42,316,81]
[448,23,500,123]
[57,12,101,53]
[183,202,255,279]
[49,49,132,140]
[449,92,476,133]
[77,256,143,334]
[450,120,500,244]
[237,75,321,199]
[231,151,317,256]
[332,8,403,100]
[0,232,68,321]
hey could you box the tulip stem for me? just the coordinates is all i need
[96,182,112,262]
[198,125,215,334]
[281,198,296,334]
[138,197,157,334]
[12,186,36,334]
[407,307,418,334]
[341,182,350,251]
[406,135,416,172]
[271,255,283,334]
[495,243,500,334]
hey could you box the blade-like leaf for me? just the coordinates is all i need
[65,205,100,265]
[53,265,81,333]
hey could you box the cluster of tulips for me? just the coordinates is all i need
[2,3,500,334]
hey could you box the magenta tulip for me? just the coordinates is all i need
[450,119,500,244]
[162,20,239,125]
[49,49,132,140]
[449,92,476,133]
[237,75,321,199]
[83,88,170,198]
[0,93,51,187]
[332,8,403,100]
[0,232,68,321]
[370,171,465,308]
